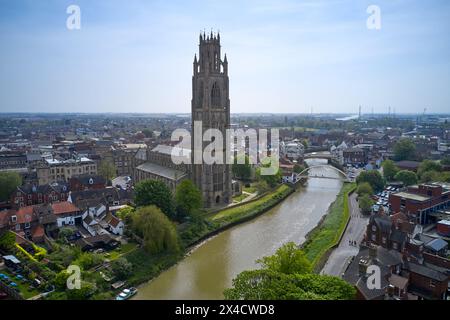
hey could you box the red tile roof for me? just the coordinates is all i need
[52,201,79,215]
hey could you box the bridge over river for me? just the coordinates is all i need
[133,158,345,300]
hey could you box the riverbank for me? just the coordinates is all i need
[301,182,356,272]
[127,184,296,293]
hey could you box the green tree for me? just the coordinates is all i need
[134,180,175,219]
[254,180,270,194]
[359,194,374,215]
[420,170,439,183]
[418,160,442,179]
[175,179,203,220]
[111,257,133,280]
[382,160,399,181]
[232,155,252,180]
[441,156,450,166]
[142,129,153,138]
[393,138,416,161]
[0,172,22,201]
[132,205,180,254]
[0,231,16,251]
[394,170,418,186]
[356,170,385,193]
[224,269,355,300]
[257,242,311,275]
[256,161,281,188]
[66,281,96,300]
[98,160,116,183]
[53,270,70,290]
[356,182,373,197]
[293,164,306,174]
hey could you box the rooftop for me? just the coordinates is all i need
[136,162,187,181]
[393,191,430,202]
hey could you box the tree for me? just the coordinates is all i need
[356,182,373,196]
[394,170,418,186]
[232,155,252,180]
[0,231,15,251]
[257,242,311,275]
[359,194,373,215]
[256,161,281,188]
[441,156,450,166]
[418,160,442,179]
[142,129,153,138]
[98,160,116,183]
[132,205,180,254]
[382,160,399,182]
[175,179,203,220]
[66,281,96,300]
[293,164,306,174]
[223,269,355,300]
[134,180,175,219]
[356,170,385,193]
[111,257,133,280]
[393,138,416,161]
[254,180,270,194]
[0,171,22,201]
[420,170,439,183]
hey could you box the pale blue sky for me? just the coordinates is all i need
[0,0,449,114]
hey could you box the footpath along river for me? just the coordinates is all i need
[134,159,343,299]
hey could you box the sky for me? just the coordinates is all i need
[0,0,450,114]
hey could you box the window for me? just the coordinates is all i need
[25,222,30,229]
[430,280,437,288]
[371,234,376,241]
[211,82,221,107]
[11,215,17,223]
[382,236,387,244]
[372,225,377,232]
[393,242,398,250]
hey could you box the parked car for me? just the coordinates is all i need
[115,287,138,300]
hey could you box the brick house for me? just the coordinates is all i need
[10,182,69,209]
[69,174,106,191]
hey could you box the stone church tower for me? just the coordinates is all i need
[191,31,232,208]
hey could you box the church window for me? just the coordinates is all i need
[211,82,221,107]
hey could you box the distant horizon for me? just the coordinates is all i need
[1,1,449,114]
[1,111,450,116]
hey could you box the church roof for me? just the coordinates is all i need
[136,162,187,181]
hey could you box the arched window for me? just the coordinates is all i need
[211,82,221,107]
[197,80,203,108]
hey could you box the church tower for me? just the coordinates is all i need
[191,31,232,208]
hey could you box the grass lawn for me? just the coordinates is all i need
[302,182,356,269]
[243,185,257,194]
[0,269,41,299]
[106,242,138,261]
[209,184,292,225]
[232,193,249,203]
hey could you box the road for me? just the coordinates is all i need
[320,192,369,277]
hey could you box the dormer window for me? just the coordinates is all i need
[11,215,17,223]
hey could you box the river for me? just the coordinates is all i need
[134,159,343,300]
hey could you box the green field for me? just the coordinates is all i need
[302,183,356,269]
[210,184,293,225]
